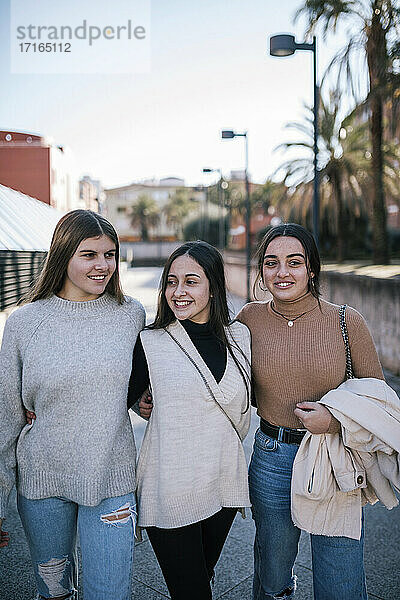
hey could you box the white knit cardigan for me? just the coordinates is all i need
[136,319,252,528]
[291,377,400,539]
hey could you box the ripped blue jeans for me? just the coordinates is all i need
[249,429,367,600]
[17,492,136,600]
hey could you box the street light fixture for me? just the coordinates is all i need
[203,167,225,250]
[221,130,251,302]
[269,33,319,248]
[201,184,209,242]
[221,130,235,139]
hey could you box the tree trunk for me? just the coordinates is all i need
[332,170,346,262]
[369,94,389,263]
[366,5,389,264]
[141,217,149,242]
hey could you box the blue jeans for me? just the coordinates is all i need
[249,428,367,600]
[18,492,136,600]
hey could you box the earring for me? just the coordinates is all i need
[258,279,268,292]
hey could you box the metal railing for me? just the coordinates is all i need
[0,251,46,310]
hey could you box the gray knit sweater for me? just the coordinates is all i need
[0,294,145,518]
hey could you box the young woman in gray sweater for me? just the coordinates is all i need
[0,210,145,600]
[128,241,252,600]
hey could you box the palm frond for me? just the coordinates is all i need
[275,141,314,152]
[294,0,361,38]
[283,121,314,138]
[321,34,365,101]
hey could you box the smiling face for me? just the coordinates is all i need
[262,236,312,302]
[59,235,117,301]
[165,254,211,323]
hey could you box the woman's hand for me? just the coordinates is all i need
[0,519,9,548]
[25,410,36,425]
[139,389,153,420]
[294,402,332,434]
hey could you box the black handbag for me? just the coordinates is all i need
[339,304,354,380]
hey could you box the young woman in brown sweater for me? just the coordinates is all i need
[236,223,383,600]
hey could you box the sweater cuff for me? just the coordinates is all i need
[327,414,341,434]
[0,488,11,520]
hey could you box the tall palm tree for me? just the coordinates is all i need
[164,189,196,239]
[129,194,160,242]
[276,92,369,261]
[296,0,400,263]
[249,179,287,215]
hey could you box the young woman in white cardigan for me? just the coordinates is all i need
[128,240,252,600]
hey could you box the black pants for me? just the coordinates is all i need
[146,507,237,600]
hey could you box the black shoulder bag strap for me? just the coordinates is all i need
[163,328,242,440]
[339,304,354,380]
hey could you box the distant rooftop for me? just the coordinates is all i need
[230,170,246,181]
[159,177,185,186]
[0,130,65,152]
[105,177,186,192]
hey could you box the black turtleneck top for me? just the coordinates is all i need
[127,319,227,409]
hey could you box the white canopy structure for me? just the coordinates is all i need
[0,184,63,251]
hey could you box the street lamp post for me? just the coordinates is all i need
[204,186,209,242]
[269,34,319,248]
[199,185,207,240]
[221,130,251,302]
[221,180,229,248]
[203,167,224,250]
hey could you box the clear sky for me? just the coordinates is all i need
[0,0,353,189]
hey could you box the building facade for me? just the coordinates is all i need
[79,175,105,213]
[0,130,80,211]
[104,178,205,241]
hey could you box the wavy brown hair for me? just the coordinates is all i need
[23,210,125,304]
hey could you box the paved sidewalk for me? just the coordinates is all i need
[0,266,399,599]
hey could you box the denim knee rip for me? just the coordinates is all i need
[35,592,77,600]
[100,502,137,534]
[37,556,71,597]
[273,575,297,599]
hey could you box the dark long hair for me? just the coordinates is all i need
[150,240,251,410]
[23,210,125,304]
[253,223,321,301]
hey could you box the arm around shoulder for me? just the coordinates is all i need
[229,320,251,362]
[127,333,151,412]
[235,302,253,326]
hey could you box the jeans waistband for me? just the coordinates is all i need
[260,418,306,445]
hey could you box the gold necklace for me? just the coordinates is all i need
[270,302,314,327]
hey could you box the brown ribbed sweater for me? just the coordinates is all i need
[236,292,384,431]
